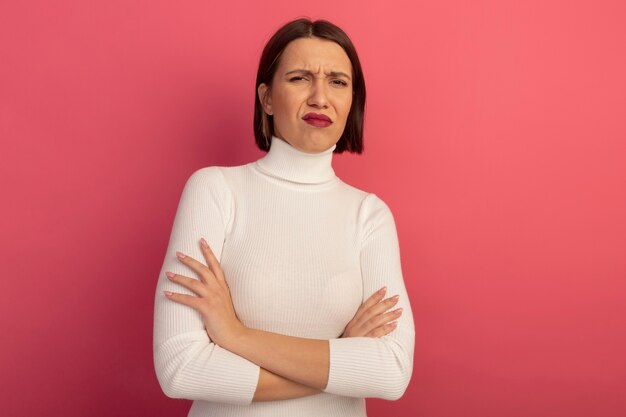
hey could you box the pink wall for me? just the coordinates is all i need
[2,1,625,416]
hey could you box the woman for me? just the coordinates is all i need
[153,18,415,416]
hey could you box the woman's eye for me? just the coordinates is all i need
[289,76,306,82]
[331,79,348,87]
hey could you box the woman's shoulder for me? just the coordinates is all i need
[185,162,251,182]
[179,165,239,202]
[333,180,396,238]
[335,179,392,213]
[184,165,228,187]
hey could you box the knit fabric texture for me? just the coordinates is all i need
[153,136,415,417]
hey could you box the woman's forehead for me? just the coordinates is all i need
[278,37,352,73]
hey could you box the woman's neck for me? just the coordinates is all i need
[254,136,337,184]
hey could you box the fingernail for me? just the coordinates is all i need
[176,251,186,259]
[163,291,173,297]
[166,272,175,279]
[379,287,387,294]
[391,295,399,301]
[389,321,398,327]
[200,238,208,248]
[394,308,403,314]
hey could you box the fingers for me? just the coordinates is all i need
[352,287,387,321]
[175,251,213,283]
[341,291,403,338]
[354,294,400,329]
[165,272,207,296]
[163,290,203,310]
[362,307,403,333]
[199,238,226,283]
[365,321,398,338]
[167,238,229,308]
[176,238,226,285]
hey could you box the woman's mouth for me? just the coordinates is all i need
[302,113,333,128]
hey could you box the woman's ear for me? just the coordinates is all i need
[257,83,273,115]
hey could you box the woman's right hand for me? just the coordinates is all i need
[340,287,403,338]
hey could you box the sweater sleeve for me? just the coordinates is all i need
[323,193,415,400]
[153,167,260,405]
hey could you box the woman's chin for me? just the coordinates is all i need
[299,133,339,152]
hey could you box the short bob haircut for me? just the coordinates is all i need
[254,18,366,154]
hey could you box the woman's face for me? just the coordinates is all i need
[258,37,353,153]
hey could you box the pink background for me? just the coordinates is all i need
[1,1,625,416]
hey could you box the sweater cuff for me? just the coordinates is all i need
[324,337,380,397]
[323,336,411,400]
[203,345,261,405]
[155,331,260,405]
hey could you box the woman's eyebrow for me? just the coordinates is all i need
[285,69,352,80]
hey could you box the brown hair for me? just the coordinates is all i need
[253,18,366,154]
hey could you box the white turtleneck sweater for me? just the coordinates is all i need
[153,136,415,417]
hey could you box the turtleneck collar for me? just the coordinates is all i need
[254,136,337,184]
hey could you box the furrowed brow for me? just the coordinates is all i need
[285,69,352,80]
[328,71,352,80]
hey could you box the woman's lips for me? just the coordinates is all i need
[303,113,332,128]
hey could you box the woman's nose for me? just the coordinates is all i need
[307,80,329,108]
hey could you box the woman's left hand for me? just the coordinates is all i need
[164,237,245,348]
